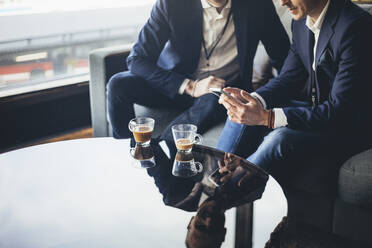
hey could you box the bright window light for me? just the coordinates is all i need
[15,52,48,62]
[0,0,155,16]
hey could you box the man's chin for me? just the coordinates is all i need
[287,8,306,21]
[291,14,306,21]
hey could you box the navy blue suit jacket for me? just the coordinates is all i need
[127,0,290,99]
[256,0,372,136]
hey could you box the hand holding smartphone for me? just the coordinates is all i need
[209,87,245,104]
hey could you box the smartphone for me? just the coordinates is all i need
[208,168,229,187]
[209,88,244,104]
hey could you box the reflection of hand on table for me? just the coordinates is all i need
[214,152,268,209]
[218,153,247,187]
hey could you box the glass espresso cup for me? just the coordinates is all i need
[171,124,202,152]
[172,151,203,177]
[128,117,155,146]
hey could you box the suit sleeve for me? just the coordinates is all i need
[256,21,309,107]
[126,0,186,98]
[259,0,290,72]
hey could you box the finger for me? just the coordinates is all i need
[222,93,245,108]
[218,94,224,104]
[210,80,225,89]
[222,101,234,111]
[226,90,247,103]
[220,174,231,183]
[218,160,224,170]
[223,87,241,95]
[225,158,238,171]
[227,110,240,122]
[229,115,242,124]
[211,76,225,83]
[238,173,250,187]
[209,77,225,87]
[240,90,256,103]
[216,81,226,87]
[220,95,237,110]
[227,112,234,121]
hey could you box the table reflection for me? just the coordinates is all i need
[131,138,269,247]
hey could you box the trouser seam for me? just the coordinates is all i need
[231,123,247,153]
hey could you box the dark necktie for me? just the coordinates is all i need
[308,31,317,106]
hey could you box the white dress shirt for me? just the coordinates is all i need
[253,0,330,128]
[178,0,239,94]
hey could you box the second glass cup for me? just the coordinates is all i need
[171,124,202,152]
[128,117,155,146]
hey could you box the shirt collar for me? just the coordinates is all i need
[201,0,231,10]
[306,0,330,34]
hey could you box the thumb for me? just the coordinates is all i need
[240,90,254,102]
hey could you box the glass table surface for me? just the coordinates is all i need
[0,137,287,248]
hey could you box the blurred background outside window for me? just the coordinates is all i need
[0,0,155,97]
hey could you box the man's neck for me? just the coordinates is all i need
[308,0,328,23]
[206,0,227,13]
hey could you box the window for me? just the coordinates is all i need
[0,0,155,97]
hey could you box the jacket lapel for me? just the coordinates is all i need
[315,0,340,69]
[231,0,249,87]
[185,0,203,75]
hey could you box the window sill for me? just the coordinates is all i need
[0,73,90,98]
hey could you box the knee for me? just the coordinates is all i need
[203,93,220,104]
[259,128,294,157]
[106,71,138,100]
[197,93,224,112]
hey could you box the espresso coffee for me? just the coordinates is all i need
[175,150,194,162]
[176,138,193,151]
[133,126,153,143]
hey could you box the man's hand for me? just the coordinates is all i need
[218,87,269,126]
[217,153,251,187]
[217,153,239,184]
[185,76,226,98]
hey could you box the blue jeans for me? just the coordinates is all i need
[216,119,340,173]
[216,100,350,173]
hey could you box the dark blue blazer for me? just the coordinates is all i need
[127,0,290,98]
[256,0,372,135]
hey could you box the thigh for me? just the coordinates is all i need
[107,71,191,108]
[160,94,225,141]
[247,127,334,172]
[190,94,226,129]
[216,118,268,158]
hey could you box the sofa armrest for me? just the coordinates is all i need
[89,44,132,137]
[338,148,372,207]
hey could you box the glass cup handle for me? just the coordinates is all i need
[129,147,135,157]
[194,134,203,145]
[195,162,203,173]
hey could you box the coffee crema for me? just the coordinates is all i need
[176,138,194,151]
[133,126,153,143]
